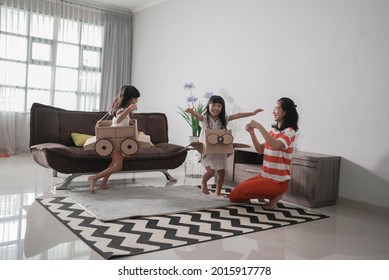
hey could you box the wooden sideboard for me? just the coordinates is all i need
[226,148,341,208]
[226,147,263,183]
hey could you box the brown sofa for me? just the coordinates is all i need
[29,103,188,189]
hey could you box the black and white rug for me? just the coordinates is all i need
[36,190,329,259]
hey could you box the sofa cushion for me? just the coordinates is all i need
[71,133,93,147]
[30,142,187,174]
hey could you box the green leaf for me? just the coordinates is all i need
[177,100,206,137]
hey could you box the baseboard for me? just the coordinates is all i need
[338,196,389,218]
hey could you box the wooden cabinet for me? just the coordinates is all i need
[226,147,263,183]
[226,149,341,208]
[285,151,341,207]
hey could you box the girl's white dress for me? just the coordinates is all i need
[199,116,228,170]
[112,108,130,126]
[110,108,131,150]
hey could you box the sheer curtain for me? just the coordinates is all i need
[0,0,127,154]
[99,11,132,111]
[0,0,32,153]
[0,111,29,154]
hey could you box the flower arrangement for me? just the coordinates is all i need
[177,82,213,137]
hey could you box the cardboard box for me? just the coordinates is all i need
[189,129,234,156]
[83,119,152,154]
[95,120,138,140]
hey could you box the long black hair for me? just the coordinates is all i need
[272,97,299,131]
[110,85,140,117]
[204,95,228,129]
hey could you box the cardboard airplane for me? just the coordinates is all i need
[188,129,249,157]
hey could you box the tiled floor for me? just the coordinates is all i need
[1,153,389,260]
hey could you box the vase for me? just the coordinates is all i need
[185,149,203,178]
[189,136,199,143]
[186,136,202,179]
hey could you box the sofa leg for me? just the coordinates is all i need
[54,174,81,190]
[162,171,177,182]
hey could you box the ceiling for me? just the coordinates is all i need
[75,0,167,13]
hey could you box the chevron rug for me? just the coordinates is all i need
[36,192,329,259]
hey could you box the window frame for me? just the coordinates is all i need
[0,5,103,112]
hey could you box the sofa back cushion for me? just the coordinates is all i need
[133,113,168,145]
[30,103,169,147]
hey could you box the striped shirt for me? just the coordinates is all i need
[260,127,296,182]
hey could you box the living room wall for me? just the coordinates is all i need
[131,0,389,211]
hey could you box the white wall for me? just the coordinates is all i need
[132,0,389,209]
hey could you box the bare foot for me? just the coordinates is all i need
[263,195,282,209]
[201,183,210,195]
[88,176,96,194]
[99,183,112,190]
[215,193,228,200]
[215,190,225,197]
[215,188,222,197]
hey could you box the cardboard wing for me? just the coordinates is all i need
[137,133,152,148]
[84,136,97,151]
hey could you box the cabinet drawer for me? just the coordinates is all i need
[291,158,318,168]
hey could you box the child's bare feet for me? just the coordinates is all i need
[201,183,210,195]
[215,187,222,197]
[99,183,112,190]
[263,195,282,209]
[215,193,228,200]
[88,176,96,194]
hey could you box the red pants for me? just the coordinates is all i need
[229,174,289,203]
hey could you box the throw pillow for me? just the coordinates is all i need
[71,132,93,147]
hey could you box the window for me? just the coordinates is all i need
[0,3,103,112]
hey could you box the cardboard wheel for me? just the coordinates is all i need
[221,133,234,144]
[120,138,139,155]
[207,133,234,145]
[207,133,220,145]
[95,139,113,156]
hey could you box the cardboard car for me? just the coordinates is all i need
[83,119,151,156]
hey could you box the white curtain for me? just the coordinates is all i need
[0,0,114,154]
[99,11,132,111]
[0,112,29,154]
[0,1,37,154]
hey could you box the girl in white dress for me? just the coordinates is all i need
[186,95,262,196]
[88,85,140,193]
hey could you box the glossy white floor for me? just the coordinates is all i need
[1,152,389,260]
